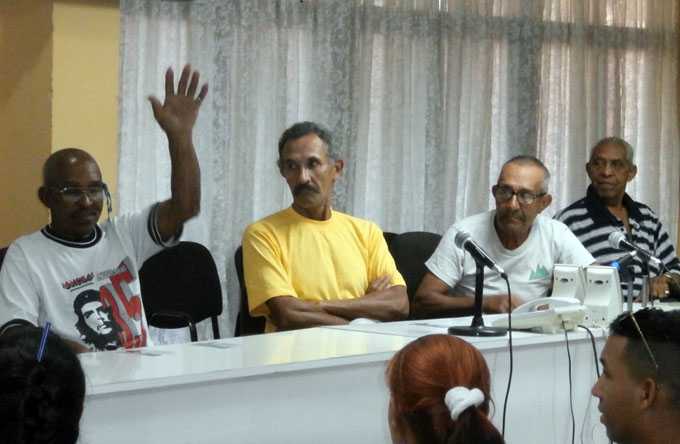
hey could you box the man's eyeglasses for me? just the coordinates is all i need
[50,184,107,203]
[492,185,546,206]
[628,310,660,372]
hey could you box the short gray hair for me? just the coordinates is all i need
[590,137,635,165]
[277,121,337,160]
[502,155,551,193]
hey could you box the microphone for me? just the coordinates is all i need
[454,231,506,277]
[608,231,662,268]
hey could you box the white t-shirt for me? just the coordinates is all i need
[426,211,594,303]
[0,205,168,351]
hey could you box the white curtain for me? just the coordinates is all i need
[119,0,680,342]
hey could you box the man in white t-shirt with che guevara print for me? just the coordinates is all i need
[414,155,594,318]
[0,65,208,352]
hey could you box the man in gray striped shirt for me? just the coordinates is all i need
[556,137,680,299]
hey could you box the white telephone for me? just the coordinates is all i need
[491,264,623,333]
[492,297,586,333]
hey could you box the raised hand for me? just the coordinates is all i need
[148,64,208,139]
[149,64,205,240]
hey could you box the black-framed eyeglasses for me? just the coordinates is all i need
[628,310,660,372]
[492,185,546,206]
[50,184,107,204]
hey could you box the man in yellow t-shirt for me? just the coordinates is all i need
[243,122,408,332]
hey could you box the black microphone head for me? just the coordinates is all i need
[454,230,471,249]
[608,231,626,249]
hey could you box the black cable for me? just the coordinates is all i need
[578,325,601,378]
[579,324,612,444]
[563,322,576,444]
[501,276,513,438]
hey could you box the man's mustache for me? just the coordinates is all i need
[499,209,526,222]
[293,184,319,196]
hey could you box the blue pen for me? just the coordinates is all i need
[36,321,51,362]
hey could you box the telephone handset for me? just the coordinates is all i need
[512,297,582,314]
[492,296,585,333]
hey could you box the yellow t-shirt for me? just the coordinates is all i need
[242,208,405,332]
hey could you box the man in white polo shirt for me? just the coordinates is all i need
[414,155,594,318]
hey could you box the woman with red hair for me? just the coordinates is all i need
[386,334,504,444]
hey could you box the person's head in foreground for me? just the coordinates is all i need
[386,334,505,444]
[0,326,86,444]
[592,308,680,444]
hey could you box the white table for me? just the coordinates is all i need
[79,316,610,444]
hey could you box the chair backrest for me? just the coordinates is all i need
[382,231,398,246]
[386,231,442,318]
[0,247,8,271]
[234,246,265,336]
[140,242,222,331]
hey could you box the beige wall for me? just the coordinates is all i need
[52,0,120,214]
[0,1,53,246]
[0,0,120,246]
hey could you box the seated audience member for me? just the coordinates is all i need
[0,326,86,444]
[386,334,504,444]
[592,308,680,444]
[414,156,594,318]
[0,65,208,351]
[242,121,408,332]
[556,137,680,299]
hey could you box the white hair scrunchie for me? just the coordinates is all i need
[444,387,485,421]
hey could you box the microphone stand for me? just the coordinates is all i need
[640,257,664,307]
[448,261,507,337]
[612,252,636,313]
[625,264,635,313]
[640,260,650,308]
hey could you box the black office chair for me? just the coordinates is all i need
[0,247,8,271]
[140,241,222,342]
[382,231,398,246]
[386,231,442,319]
[234,246,266,336]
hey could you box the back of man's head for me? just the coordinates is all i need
[610,308,680,409]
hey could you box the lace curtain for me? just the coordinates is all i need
[119,0,680,342]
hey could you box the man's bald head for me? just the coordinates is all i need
[43,148,101,187]
[39,148,105,241]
